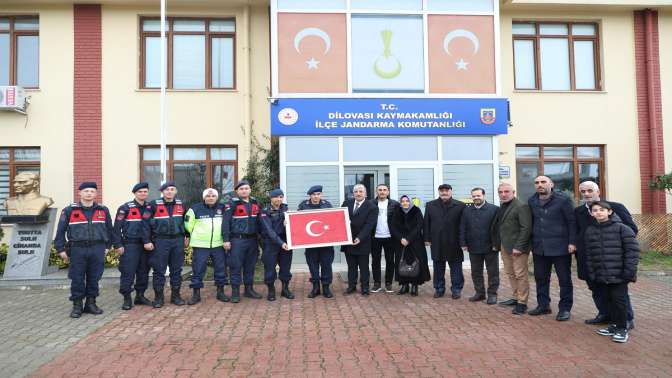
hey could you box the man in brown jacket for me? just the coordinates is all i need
[491,183,532,315]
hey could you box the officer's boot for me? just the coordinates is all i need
[216,286,230,302]
[153,289,165,308]
[187,288,201,305]
[134,291,152,306]
[244,285,263,299]
[231,285,241,303]
[322,283,334,298]
[267,283,276,301]
[121,293,133,310]
[280,280,295,299]
[70,299,83,318]
[171,287,186,306]
[307,281,321,298]
[83,297,104,315]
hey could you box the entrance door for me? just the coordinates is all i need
[344,166,390,201]
[389,165,437,211]
[390,164,437,262]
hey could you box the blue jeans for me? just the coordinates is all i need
[228,238,258,286]
[533,254,573,312]
[190,247,228,289]
[150,237,185,290]
[433,260,464,294]
[118,243,150,295]
[262,241,293,284]
[305,247,334,284]
[68,244,106,301]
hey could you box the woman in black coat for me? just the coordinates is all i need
[584,201,640,343]
[390,195,431,296]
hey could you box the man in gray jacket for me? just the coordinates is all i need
[460,188,499,304]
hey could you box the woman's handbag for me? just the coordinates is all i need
[398,247,420,278]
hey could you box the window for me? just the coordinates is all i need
[0,16,39,88]
[515,145,604,203]
[139,146,237,209]
[512,22,600,91]
[0,147,41,215]
[140,17,235,90]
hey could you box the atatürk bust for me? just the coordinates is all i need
[4,172,54,216]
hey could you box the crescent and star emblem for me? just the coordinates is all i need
[443,29,480,71]
[305,220,330,237]
[293,27,332,70]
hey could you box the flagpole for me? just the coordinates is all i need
[159,0,167,184]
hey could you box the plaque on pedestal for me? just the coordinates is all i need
[2,208,58,279]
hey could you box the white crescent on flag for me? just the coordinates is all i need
[305,220,328,237]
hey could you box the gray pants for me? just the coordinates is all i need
[469,252,500,296]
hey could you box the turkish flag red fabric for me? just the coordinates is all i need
[277,13,347,93]
[428,15,496,93]
[286,208,352,249]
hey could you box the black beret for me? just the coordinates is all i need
[132,182,149,193]
[269,188,284,198]
[78,182,98,191]
[235,180,251,190]
[159,181,176,192]
[307,185,323,195]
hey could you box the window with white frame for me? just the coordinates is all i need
[512,21,601,91]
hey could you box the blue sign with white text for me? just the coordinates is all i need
[271,98,509,136]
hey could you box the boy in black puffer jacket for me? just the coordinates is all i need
[584,201,640,343]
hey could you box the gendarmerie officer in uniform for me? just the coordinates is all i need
[113,182,155,310]
[148,181,187,308]
[54,182,114,318]
[298,185,334,299]
[184,188,229,305]
[260,188,293,301]
[222,180,263,303]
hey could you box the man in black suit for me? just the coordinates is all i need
[341,184,379,295]
[424,184,466,299]
[575,181,638,329]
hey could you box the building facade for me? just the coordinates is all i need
[1,0,672,247]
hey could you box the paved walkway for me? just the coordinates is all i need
[0,271,669,377]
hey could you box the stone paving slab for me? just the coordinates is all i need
[0,271,669,377]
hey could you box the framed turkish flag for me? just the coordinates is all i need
[285,208,352,249]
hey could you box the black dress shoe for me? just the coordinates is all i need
[398,284,409,295]
[556,310,571,321]
[585,314,610,325]
[451,292,461,300]
[528,306,552,316]
[344,286,357,295]
[499,298,518,306]
[307,282,321,298]
[486,296,497,305]
[468,294,486,302]
[512,303,527,315]
[433,290,445,298]
[361,288,370,296]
